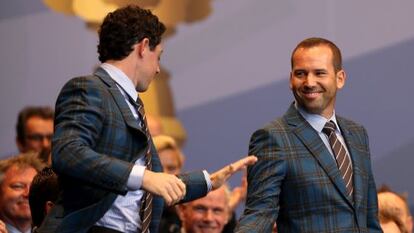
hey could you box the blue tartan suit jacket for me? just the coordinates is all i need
[236,104,382,233]
[37,68,208,233]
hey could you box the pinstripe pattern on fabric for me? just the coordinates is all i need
[322,121,354,198]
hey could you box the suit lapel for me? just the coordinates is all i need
[284,104,353,207]
[94,68,147,136]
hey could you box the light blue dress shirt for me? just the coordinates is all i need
[6,223,31,233]
[295,103,353,167]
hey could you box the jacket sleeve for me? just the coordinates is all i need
[236,128,286,233]
[178,171,208,202]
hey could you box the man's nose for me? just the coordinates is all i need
[42,137,51,149]
[204,210,214,222]
[23,185,30,197]
[303,74,317,86]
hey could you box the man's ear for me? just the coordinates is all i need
[45,201,55,214]
[336,69,346,90]
[137,38,150,58]
[289,72,294,90]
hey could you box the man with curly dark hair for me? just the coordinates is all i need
[36,5,256,233]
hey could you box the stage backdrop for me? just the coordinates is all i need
[1,0,413,210]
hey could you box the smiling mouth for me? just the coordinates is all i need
[197,224,218,229]
[302,91,321,99]
[17,201,30,207]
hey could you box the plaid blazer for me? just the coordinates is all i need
[37,68,207,233]
[236,104,382,233]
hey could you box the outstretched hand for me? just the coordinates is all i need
[210,155,257,190]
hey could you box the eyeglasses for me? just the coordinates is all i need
[25,134,53,142]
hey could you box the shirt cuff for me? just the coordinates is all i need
[202,170,212,192]
[127,165,146,190]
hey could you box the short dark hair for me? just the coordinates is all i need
[291,37,343,72]
[97,5,166,62]
[16,106,54,145]
[29,167,59,228]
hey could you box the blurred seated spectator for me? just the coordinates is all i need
[153,135,184,175]
[153,135,184,232]
[154,135,247,233]
[147,114,164,137]
[0,153,45,233]
[378,185,412,233]
[379,204,407,233]
[177,185,230,233]
[15,106,54,156]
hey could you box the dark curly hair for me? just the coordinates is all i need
[97,5,166,62]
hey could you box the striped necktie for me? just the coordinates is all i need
[135,97,153,233]
[322,121,353,197]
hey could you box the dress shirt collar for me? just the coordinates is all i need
[100,63,138,102]
[294,101,341,134]
[5,223,31,233]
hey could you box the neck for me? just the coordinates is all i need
[105,59,138,87]
[320,109,335,119]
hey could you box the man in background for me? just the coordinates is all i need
[378,185,412,233]
[15,106,53,158]
[0,153,45,233]
[178,186,230,233]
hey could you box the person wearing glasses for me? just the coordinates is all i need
[15,106,54,155]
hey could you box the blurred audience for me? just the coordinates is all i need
[15,106,54,157]
[177,186,230,233]
[379,205,407,233]
[378,185,413,233]
[147,114,164,136]
[0,153,45,233]
[153,135,184,175]
[153,135,246,233]
[153,135,185,232]
[28,167,59,230]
